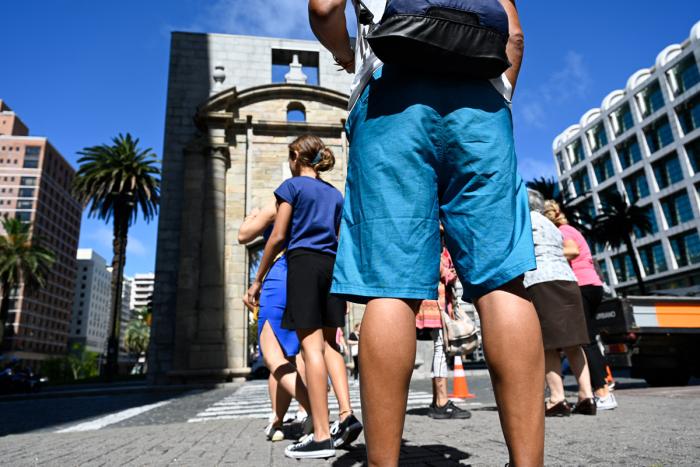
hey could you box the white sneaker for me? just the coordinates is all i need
[264,423,284,442]
[595,393,618,410]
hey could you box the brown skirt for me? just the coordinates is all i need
[528,280,590,350]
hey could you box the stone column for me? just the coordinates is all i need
[190,145,230,370]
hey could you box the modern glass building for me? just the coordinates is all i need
[552,21,700,294]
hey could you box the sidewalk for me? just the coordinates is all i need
[1,384,698,466]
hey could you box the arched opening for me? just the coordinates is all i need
[287,102,306,122]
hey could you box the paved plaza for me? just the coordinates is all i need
[0,373,698,466]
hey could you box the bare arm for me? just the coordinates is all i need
[499,0,524,94]
[245,202,293,308]
[563,239,580,261]
[308,0,355,72]
[237,200,277,244]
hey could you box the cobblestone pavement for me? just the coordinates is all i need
[0,374,698,466]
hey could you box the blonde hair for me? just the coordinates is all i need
[288,135,335,173]
[543,200,568,226]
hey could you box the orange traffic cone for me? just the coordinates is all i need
[605,365,615,389]
[449,354,476,399]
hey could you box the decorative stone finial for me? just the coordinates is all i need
[285,55,307,85]
[212,65,226,94]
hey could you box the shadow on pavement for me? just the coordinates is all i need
[0,390,190,437]
[333,441,472,466]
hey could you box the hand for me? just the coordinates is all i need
[245,281,262,309]
[333,53,355,73]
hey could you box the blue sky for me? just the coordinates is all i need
[1,1,698,275]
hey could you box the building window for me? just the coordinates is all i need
[610,103,634,136]
[638,242,668,276]
[271,49,320,85]
[636,80,665,118]
[571,169,591,197]
[18,188,35,198]
[287,102,306,122]
[598,184,620,207]
[555,152,566,173]
[567,139,585,166]
[687,137,700,174]
[616,136,642,169]
[677,93,700,135]
[644,115,674,154]
[15,211,31,222]
[576,198,596,221]
[634,204,659,238]
[598,260,610,284]
[669,55,700,96]
[612,253,636,283]
[23,147,41,169]
[16,200,33,209]
[592,153,615,182]
[623,170,649,203]
[660,190,693,227]
[652,152,684,190]
[588,123,608,152]
[19,176,37,186]
[669,230,700,267]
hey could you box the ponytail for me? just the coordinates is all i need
[289,135,336,173]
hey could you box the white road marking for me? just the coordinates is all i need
[56,400,172,433]
[187,381,478,423]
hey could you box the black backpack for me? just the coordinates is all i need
[358,0,511,79]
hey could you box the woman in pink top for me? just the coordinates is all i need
[544,201,618,411]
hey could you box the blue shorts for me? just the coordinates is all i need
[258,256,300,357]
[331,66,535,302]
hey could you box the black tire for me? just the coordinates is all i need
[643,367,691,387]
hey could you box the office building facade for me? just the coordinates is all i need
[0,100,82,364]
[553,21,700,293]
[71,249,111,353]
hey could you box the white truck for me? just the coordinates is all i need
[594,295,700,387]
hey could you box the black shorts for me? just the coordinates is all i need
[282,248,346,330]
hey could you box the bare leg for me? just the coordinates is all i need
[563,346,593,401]
[544,349,565,407]
[297,328,331,441]
[273,369,294,425]
[475,279,544,467]
[433,378,449,407]
[260,322,311,414]
[360,298,420,467]
[268,375,278,424]
[323,327,353,421]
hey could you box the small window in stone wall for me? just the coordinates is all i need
[287,102,306,122]
[272,49,319,85]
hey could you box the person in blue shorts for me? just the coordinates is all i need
[247,135,362,460]
[309,1,545,466]
[239,205,312,442]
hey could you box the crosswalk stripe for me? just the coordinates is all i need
[187,382,445,424]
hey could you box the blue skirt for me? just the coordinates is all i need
[258,255,300,357]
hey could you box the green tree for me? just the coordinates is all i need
[527,176,594,236]
[72,133,160,379]
[124,306,151,356]
[0,218,55,347]
[593,190,652,295]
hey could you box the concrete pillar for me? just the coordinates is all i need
[189,145,230,370]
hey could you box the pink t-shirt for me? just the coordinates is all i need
[559,224,603,287]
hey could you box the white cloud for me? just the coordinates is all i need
[82,225,147,257]
[518,156,557,182]
[189,0,313,39]
[516,50,592,128]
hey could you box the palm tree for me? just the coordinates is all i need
[526,176,594,236]
[124,306,151,356]
[73,133,160,379]
[0,218,55,347]
[593,190,652,295]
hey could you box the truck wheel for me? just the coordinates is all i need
[643,368,691,387]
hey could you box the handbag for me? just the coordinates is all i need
[441,299,479,357]
[358,0,511,79]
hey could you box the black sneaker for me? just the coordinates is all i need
[284,436,335,459]
[427,400,472,419]
[330,413,364,448]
